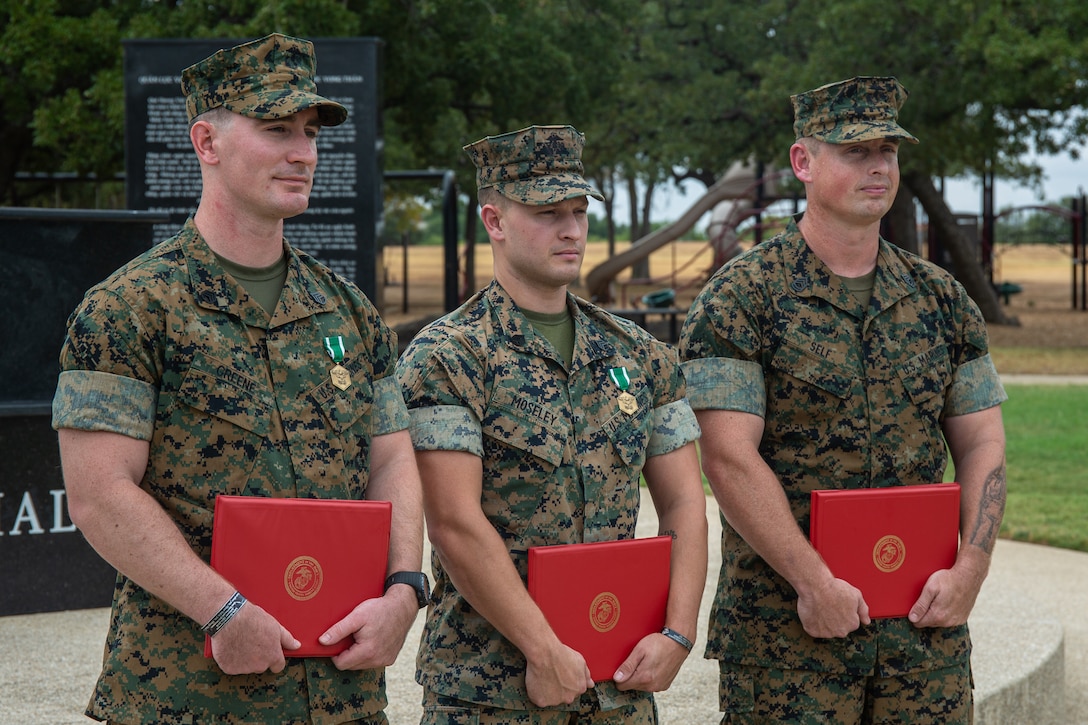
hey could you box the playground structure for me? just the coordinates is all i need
[380,161,794,344]
[990,197,1088,311]
[382,165,1087,351]
[584,161,788,307]
[584,171,1087,323]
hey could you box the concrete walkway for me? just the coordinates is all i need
[2,493,1084,724]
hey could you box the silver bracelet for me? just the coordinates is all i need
[201,591,247,637]
[660,627,694,652]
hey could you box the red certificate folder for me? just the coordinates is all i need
[206,495,391,657]
[809,483,961,618]
[527,536,672,681]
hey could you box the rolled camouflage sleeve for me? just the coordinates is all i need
[396,328,485,455]
[945,282,1007,416]
[52,286,161,438]
[52,370,157,439]
[681,357,766,415]
[647,397,701,457]
[638,336,700,454]
[371,373,411,434]
[946,354,1007,417]
[678,259,767,415]
[405,405,482,455]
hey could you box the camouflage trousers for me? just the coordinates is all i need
[717,660,973,724]
[420,691,657,724]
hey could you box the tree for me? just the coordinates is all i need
[0,0,360,204]
[4,0,1088,324]
[596,0,1088,322]
[0,1,123,204]
[580,2,775,246]
[795,0,1086,323]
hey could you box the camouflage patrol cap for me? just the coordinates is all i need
[181,33,347,126]
[791,76,919,145]
[464,125,605,205]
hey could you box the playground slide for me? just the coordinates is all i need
[585,161,774,303]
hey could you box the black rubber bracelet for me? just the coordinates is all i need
[660,626,694,652]
[201,591,247,637]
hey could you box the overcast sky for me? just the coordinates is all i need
[941,147,1086,214]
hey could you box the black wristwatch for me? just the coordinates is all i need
[384,571,430,608]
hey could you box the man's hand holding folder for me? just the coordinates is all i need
[528,536,674,684]
[319,581,421,671]
[809,483,961,624]
[907,541,991,629]
[794,576,872,640]
[206,597,300,675]
[207,495,393,666]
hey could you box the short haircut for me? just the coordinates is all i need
[190,105,235,131]
[478,186,509,209]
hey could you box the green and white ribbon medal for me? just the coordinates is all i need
[324,335,352,391]
[609,366,638,415]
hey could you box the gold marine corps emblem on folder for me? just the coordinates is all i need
[589,591,621,633]
[285,555,324,601]
[873,535,906,573]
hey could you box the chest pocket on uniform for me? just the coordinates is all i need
[483,393,568,470]
[177,354,272,437]
[307,360,375,434]
[170,355,274,506]
[896,344,952,406]
[600,390,651,468]
[771,337,854,401]
[306,358,376,497]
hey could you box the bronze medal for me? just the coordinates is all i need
[324,335,352,391]
[609,366,638,415]
[330,363,351,391]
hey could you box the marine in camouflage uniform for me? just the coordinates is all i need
[679,77,1008,723]
[396,126,709,723]
[51,34,424,724]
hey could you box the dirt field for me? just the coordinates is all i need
[380,240,1088,373]
[987,244,1088,346]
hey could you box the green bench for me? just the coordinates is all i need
[994,281,1023,305]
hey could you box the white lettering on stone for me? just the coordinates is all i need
[50,489,77,533]
[9,491,45,535]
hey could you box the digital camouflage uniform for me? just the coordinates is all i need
[680,75,1005,721]
[51,34,396,724]
[679,218,1007,719]
[395,280,700,715]
[51,218,406,723]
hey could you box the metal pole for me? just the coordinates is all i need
[754,162,766,246]
[382,170,460,313]
[982,168,994,283]
[441,170,460,311]
[1072,196,1080,311]
[402,230,409,314]
[1074,194,1083,311]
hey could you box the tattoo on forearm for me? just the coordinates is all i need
[660,528,678,540]
[969,464,1007,554]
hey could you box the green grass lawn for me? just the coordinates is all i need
[991,383,1088,552]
